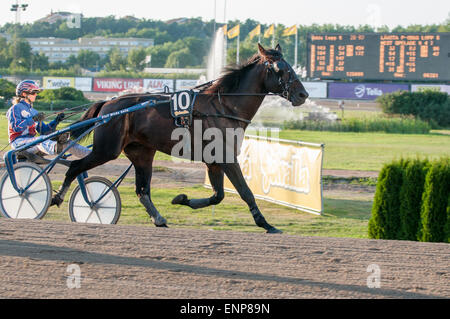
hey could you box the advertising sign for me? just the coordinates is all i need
[411,84,450,94]
[328,82,409,100]
[302,82,327,98]
[43,77,75,89]
[75,77,92,92]
[93,78,143,92]
[205,136,324,215]
[143,79,174,92]
[175,79,199,91]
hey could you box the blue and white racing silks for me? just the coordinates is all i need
[6,100,58,143]
[6,100,60,155]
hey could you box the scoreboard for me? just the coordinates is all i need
[307,33,450,81]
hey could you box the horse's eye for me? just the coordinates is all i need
[273,61,282,73]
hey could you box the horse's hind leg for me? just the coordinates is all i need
[220,162,282,234]
[171,164,224,209]
[124,145,167,227]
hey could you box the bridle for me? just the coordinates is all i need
[264,58,297,101]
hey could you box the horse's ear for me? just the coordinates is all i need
[258,43,267,56]
[275,43,282,53]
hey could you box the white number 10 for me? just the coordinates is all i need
[172,92,191,111]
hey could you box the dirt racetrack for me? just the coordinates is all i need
[0,218,448,299]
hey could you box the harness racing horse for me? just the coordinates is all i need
[51,44,309,233]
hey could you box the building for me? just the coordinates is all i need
[26,37,154,63]
[35,11,79,24]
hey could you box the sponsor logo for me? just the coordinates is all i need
[354,85,366,98]
[354,84,383,98]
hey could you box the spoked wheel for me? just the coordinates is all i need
[0,162,52,219]
[68,176,121,224]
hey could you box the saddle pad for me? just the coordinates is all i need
[170,90,196,119]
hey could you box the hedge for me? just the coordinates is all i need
[283,116,431,134]
[418,158,450,242]
[398,159,430,240]
[377,91,450,128]
[369,158,450,242]
[368,161,404,240]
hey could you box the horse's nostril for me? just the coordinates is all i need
[299,92,309,99]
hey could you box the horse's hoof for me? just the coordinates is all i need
[171,194,188,205]
[156,223,168,228]
[267,227,283,234]
[50,196,63,208]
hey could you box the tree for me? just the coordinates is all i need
[165,48,196,68]
[127,47,147,71]
[0,37,12,68]
[105,48,127,71]
[31,52,49,71]
[76,49,101,70]
[8,37,32,69]
[0,79,16,100]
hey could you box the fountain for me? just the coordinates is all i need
[206,27,227,82]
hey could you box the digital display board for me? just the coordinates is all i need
[307,33,450,81]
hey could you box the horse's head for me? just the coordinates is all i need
[258,43,308,106]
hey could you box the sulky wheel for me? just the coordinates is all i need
[0,162,52,219]
[68,176,121,224]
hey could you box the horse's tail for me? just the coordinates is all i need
[70,100,107,141]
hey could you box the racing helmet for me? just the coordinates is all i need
[16,80,43,97]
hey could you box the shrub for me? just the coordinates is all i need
[446,195,450,243]
[398,159,430,240]
[38,87,88,102]
[377,91,450,128]
[368,161,404,239]
[0,78,16,101]
[418,158,450,242]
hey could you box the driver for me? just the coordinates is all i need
[7,80,91,158]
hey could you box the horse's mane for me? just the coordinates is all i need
[204,49,282,94]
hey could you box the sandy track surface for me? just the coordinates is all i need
[0,219,448,299]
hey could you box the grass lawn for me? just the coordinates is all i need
[278,130,450,171]
[42,181,372,239]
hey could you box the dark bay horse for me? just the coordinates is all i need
[52,44,309,233]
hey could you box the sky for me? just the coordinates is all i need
[1,0,449,28]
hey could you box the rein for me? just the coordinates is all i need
[192,109,251,124]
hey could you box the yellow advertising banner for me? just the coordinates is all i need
[205,135,324,215]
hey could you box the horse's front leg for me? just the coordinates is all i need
[220,162,282,234]
[51,150,116,207]
[172,164,224,209]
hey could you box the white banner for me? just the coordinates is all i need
[411,84,450,94]
[302,82,327,98]
[175,79,198,91]
[143,79,174,92]
[75,77,92,91]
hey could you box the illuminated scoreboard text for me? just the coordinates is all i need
[307,33,450,81]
